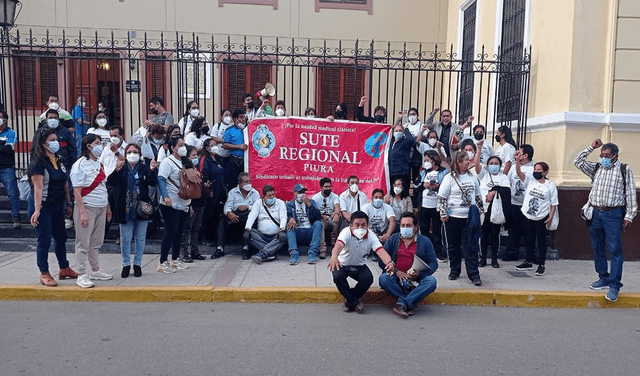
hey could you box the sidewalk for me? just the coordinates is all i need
[1,249,640,308]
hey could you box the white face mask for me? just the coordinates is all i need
[0,119,3,127]
[393,186,403,195]
[110,136,120,145]
[190,108,200,117]
[349,184,359,193]
[242,183,252,192]
[177,146,187,157]
[222,116,232,125]
[295,193,304,202]
[306,114,315,118]
[466,151,475,160]
[97,118,108,128]
[353,228,367,239]
[91,144,103,158]
[428,138,437,147]
[237,123,246,130]
[424,161,433,170]
[81,101,86,107]
[208,145,219,154]
[47,118,59,129]
[126,153,140,164]
[275,109,285,117]
[48,102,60,111]
[408,115,418,125]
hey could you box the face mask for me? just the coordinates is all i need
[246,101,254,109]
[488,165,500,175]
[47,118,59,129]
[208,145,219,154]
[190,109,200,117]
[96,118,107,128]
[151,107,158,115]
[275,109,285,117]
[353,228,367,239]
[306,114,315,118]
[424,161,433,170]
[295,193,304,202]
[372,198,383,208]
[221,116,231,125]
[177,146,187,157]
[265,197,276,206]
[242,183,252,192]
[237,123,246,130]
[408,115,418,124]
[400,227,414,239]
[191,158,199,166]
[374,115,385,123]
[495,135,501,143]
[46,140,59,153]
[91,144,103,158]
[474,133,484,141]
[335,110,345,119]
[152,138,163,145]
[48,102,60,111]
[98,106,104,112]
[110,136,120,145]
[0,118,3,127]
[533,171,544,180]
[600,157,613,168]
[349,184,359,193]
[126,153,140,164]
[428,138,437,147]
[393,186,403,195]
[394,132,403,141]
[81,101,86,107]
[171,133,181,139]
[323,189,332,196]
[467,151,475,160]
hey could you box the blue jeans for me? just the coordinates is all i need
[0,167,20,219]
[27,199,70,273]
[119,219,149,266]
[287,221,323,256]
[379,273,437,310]
[589,207,624,289]
[250,229,286,258]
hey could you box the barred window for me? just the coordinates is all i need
[13,52,58,111]
[496,0,526,123]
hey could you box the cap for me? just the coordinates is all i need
[293,183,307,193]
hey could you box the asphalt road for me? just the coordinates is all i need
[1,301,639,376]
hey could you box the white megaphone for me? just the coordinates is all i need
[260,82,276,97]
[407,254,430,275]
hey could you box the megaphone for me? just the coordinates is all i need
[259,82,276,98]
[407,254,430,275]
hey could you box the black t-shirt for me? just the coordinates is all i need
[29,157,68,207]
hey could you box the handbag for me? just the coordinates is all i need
[168,158,202,200]
[489,193,506,224]
[136,201,154,219]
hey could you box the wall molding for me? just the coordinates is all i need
[527,111,640,133]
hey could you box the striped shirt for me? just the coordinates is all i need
[574,145,637,222]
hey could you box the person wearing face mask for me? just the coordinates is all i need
[185,117,211,151]
[397,107,427,186]
[494,125,517,174]
[513,156,558,278]
[178,146,209,263]
[143,96,174,130]
[356,96,387,123]
[415,150,449,262]
[468,125,495,165]
[417,130,448,161]
[0,110,22,228]
[108,143,158,278]
[459,139,479,178]
[474,151,511,268]
[311,177,341,259]
[200,138,226,259]
[304,107,317,118]
[28,128,78,287]
[70,134,113,288]
[339,175,369,231]
[285,184,323,265]
[222,109,248,191]
[99,125,127,243]
[361,189,396,247]
[384,178,413,223]
[157,125,182,164]
[208,108,233,160]
[71,96,92,157]
[31,110,77,172]
[87,111,110,147]
[245,185,288,264]
[328,211,395,313]
[130,123,165,165]
[327,102,348,122]
[241,93,266,123]
[387,124,417,195]
[178,100,205,135]
[378,212,438,318]
[426,108,474,158]
[272,100,287,117]
[38,94,74,130]
[574,139,636,303]
[220,172,260,259]
[504,144,535,262]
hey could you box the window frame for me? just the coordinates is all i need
[316,0,373,15]
[218,0,278,9]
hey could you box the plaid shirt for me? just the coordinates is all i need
[574,146,637,222]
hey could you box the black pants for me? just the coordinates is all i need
[523,216,548,265]
[506,205,524,259]
[332,265,373,307]
[481,218,501,263]
[159,205,189,263]
[419,207,445,259]
[217,216,248,248]
[445,217,480,280]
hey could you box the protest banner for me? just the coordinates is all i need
[245,117,390,201]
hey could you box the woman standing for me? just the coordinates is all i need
[179,146,209,262]
[70,134,113,288]
[108,143,158,278]
[384,177,414,223]
[28,128,78,286]
[200,138,226,259]
[494,125,517,174]
[514,152,559,276]
[86,111,110,147]
[387,124,417,194]
[437,150,484,286]
[178,100,202,135]
[416,150,449,261]
[157,137,193,273]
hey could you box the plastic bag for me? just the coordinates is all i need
[489,193,506,224]
[18,174,30,201]
[547,207,559,231]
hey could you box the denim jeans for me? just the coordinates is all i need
[590,207,624,289]
[250,229,286,258]
[332,264,373,307]
[286,221,323,256]
[119,219,149,266]
[159,205,189,263]
[27,200,70,273]
[0,167,20,219]
[379,273,437,310]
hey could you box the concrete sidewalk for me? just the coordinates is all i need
[1,250,639,308]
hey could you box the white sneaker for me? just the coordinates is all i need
[76,274,94,288]
[65,219,74,229]
[157,261,176,274]
[170,259,188,270]
[89,269,113,281]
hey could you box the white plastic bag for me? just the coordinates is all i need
[547,207,559,231]
[18,174,30,201]
[490,193,506,224]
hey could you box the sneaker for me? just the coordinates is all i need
[472,278,483,286]
[76,274,94,288]
[515,261,533,271]
[242,245,251,260]
[40,272,58,287]
[170,259,188,270]
[12,217,21,229]
[65,219,74,229]
[605,287,619,302]
[308,253,317,265]
[89,269,113,281]
[407,305,418,316]
[535,264,546,276]
[354,300,365,314]
[252,253,264,265]
[289,250,299,266]
[157,261,176,274]
[589,279,609,290]
[133,265,142,277]
[392,303,409,319]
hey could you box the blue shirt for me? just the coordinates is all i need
[223,125,245,158]
[71,105,87,136]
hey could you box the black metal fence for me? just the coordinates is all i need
[0,29,531,171]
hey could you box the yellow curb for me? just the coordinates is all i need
[492,290,640,308]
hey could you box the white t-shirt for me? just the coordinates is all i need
[336,227,383,266]
[87,127,110,147]
[404,121,424,138]
[158,155,191,211]
[295,201,312,229]
[417,142,447,159]
[70,158,109,208]
[209,121,233,158]
[438,172,481,218]
[339,190,368,214]
[508,162,534,206]
[421,169,443,209]
[245,199,287,235]
[477,168,511,212]
[521,175,559,221]
[178,115,207,135]
[361,202,396,235]
[185,132,209,150]
[496,143,516,172]
[311,191,340,216]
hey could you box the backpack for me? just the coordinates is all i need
[168,158,202,200]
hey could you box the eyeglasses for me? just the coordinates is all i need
[599,153,615,158]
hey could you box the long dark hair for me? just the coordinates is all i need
[183,100,197,117]
[32,128,58,165]
[80,134,101,160]
[190,116,206,138]
[391,178,409,199]
[167,136,193,169]
[498,125,517,148]
[164,124,181,145]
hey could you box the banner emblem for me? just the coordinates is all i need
[252,124,276,157]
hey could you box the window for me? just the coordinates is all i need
[497,0,526,123]
[316,64,366,119]
[146,56,171,112]
[221,59,273,110]
[13,52,58,111]
[316,0,372,15]
[458,1,476,124]
[218,0,278,9]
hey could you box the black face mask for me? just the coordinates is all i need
[474,133,484,141]
[323,189,332,196]
[533,171,544,180]
[374,115,385,123]
[495,135,501,142]
[151,107,158,115]
[246,102,254,110]
[202,126,210,134]
[171,133,180,139]
[335,110,345,119]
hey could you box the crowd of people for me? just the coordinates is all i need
[0,90,635,316]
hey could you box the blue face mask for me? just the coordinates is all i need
[600,157,613,168]
[487,165,500,175]
[191,158,199,166]
[372,198,383,208]
[400,227,414,239]
[265,197,276,206]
